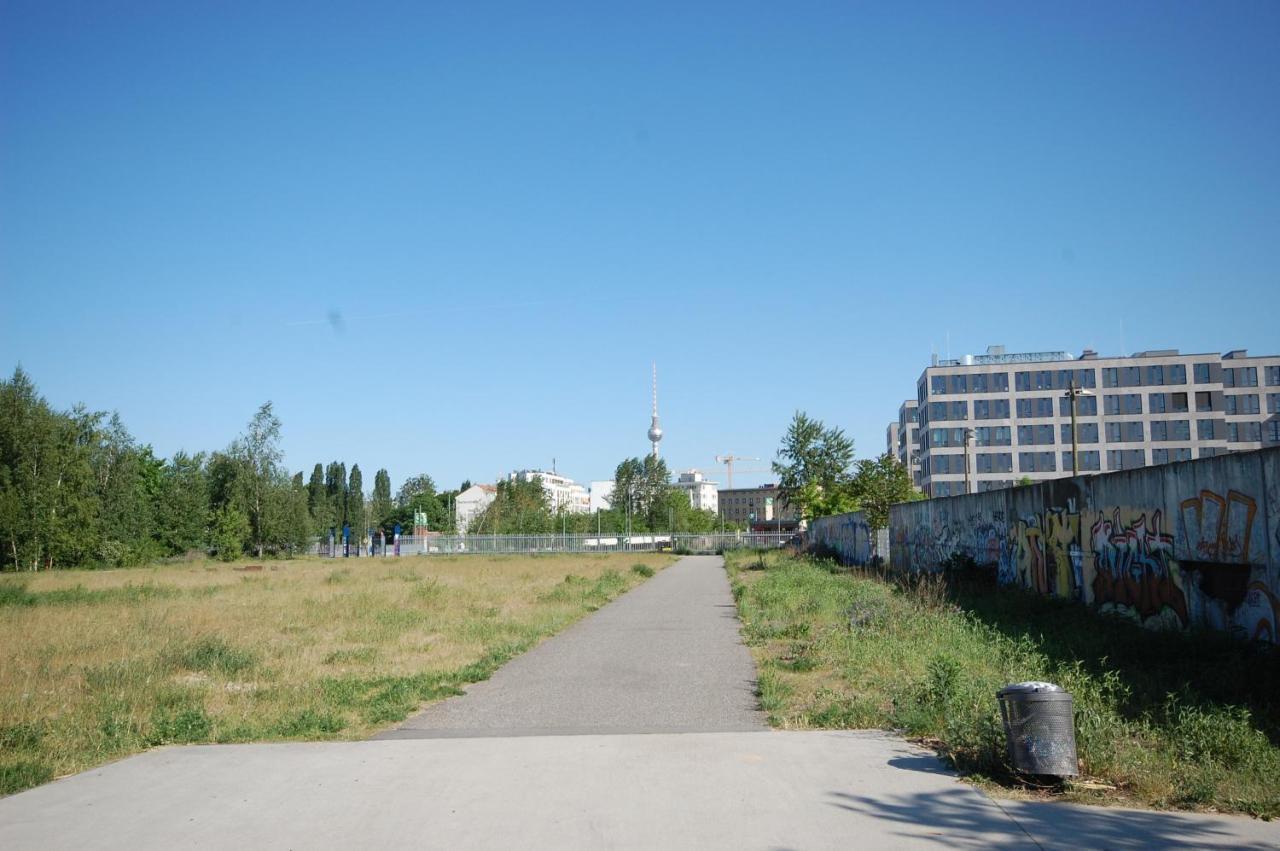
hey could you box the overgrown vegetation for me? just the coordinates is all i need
[0,551,671,796]
[725,549,1280,818]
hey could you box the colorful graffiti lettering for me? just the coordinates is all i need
[1089,508,1187,628]
[1178,489,1259,564]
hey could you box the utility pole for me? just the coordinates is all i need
[963,427,974,494]
[1064,378,1094,477]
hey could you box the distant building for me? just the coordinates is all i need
[510,470,591,513]
[911,345,1280,497]
[588,480,615,513]
[675,470,719,514]
[896,400,922,488]
[454,484,497,532]
[717,484,799,529]
[885,422,899,458]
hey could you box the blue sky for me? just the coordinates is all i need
[3,1,1278,492]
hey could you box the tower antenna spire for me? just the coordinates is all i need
[647,362,663,458]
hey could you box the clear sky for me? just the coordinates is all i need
[3,1,1278,492]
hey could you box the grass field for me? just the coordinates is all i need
[0,551,673,796]
[725,549,1280,819]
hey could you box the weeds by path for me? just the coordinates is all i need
[725,549,1280,818]
[0,552,672,796]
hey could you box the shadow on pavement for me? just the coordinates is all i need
[828,786,1275,850]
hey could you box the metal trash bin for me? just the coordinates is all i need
[997,682,1078,776]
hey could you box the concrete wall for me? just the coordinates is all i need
[807,512,890,567]
[881,446,1280,642]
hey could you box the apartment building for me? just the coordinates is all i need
[509,470,592,513]
[675,469,719,513]
[914,346,1280,497]
[895,400,923,488]
[717,484,800,529]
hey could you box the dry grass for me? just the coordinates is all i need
[0,552,673,795]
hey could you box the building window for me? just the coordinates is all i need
[1194,363,1212,384]
[1015,371,1032,391]
[991,373,1009,392]
[1197,419,1216,440]
[1149,393,1167,414]
[1153,448,1190,465]
[1268,421,1280,442]
[1268,393,1280,414]
[1171,419,1190,441]
[1061,450,1100,471]
[1105,421,1144,442]
[1199,447,1225,459]
[1060,422,1099,444]
[1240,422,1262,442]
[931,375,947,395]
[1223,368,1236,388]
[1107,449,1146,470]
[1240,394,1260,414]
[1169,364,1187,384]
[1228,422,1238,442]
[1151,421,1167,441]
[1104,394,1143,415]
[1016,398,1054,418]
[1225,395,1238,415]
[972,373,988,393]
[1266,365,1280,386]
[975,452,1013,473]
[1121,366,1142,386]
[974,426,1011,447]
[1171,392,1188,412]
[1241,367,1258,387]
[1035,370,1053,390]
[1018,451,1056,473]
[1147,365,1164,385]
[1195,391,1214,412]
[950,375,968,394]
[1102,367,1119,388]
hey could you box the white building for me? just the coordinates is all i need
[675,469,719,514]
[454,484,497,532]
[589,480,615,513]
[510,470,591,514]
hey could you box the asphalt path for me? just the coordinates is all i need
[378,554,767,738]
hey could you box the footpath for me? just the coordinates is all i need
[1,556,1277,849]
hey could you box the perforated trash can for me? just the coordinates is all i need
[997,682,1078,776]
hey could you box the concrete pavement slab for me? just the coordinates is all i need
[379,554,766,737]
[4,731,1276,850]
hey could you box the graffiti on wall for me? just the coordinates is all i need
[886,454,1280,642]
[808,513,875,566]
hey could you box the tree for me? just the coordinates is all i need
[371,468,393,530]
[325,461,347,530]
[307,463,328,534]
[849,453,924,535]
[469,476,551,534]
[347,465,365,536]
[231,403,284,557]
[772,411,856,520]
[155,451,210,555]
[396,473,436,507]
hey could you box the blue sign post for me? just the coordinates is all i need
[393,524,401,557]
[342,524,350,558]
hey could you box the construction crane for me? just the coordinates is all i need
[714,455,769,489]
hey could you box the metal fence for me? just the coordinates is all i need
[311,532,795,557]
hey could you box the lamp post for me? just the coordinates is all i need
[1064,378,1096,476]
[963,427,974,494]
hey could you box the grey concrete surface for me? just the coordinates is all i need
[378,554,766,737]
[4,731,1277,850]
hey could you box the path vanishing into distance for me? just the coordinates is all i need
[3,556,1279,850]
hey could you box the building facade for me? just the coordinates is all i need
[896,400,922,488]
[509,470,591,513]
[675,470,719,514]
[588,481,615,513]
[454,484,497,532]
[914,346,1280,497]
[717,484,799,528]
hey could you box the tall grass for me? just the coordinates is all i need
[0,552,672,796]
[725,549,1280,818]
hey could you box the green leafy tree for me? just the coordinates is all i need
[155,451,210,554]
[229,403,284,557]
[325,461,347,530]
[347,465,365,535]
[395,473,436,507]
[307,463,329,534]
[849,452,925,534]
[371,468,393,530]
[772,411,856,520]
[212,504,250,561]
[470,476,552,533]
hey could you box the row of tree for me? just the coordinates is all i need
[0,367,459,570]
[467,456,728,535]
[772,410,923,531]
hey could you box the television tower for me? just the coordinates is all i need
[647,362,663,458]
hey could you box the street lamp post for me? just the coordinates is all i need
[963,427,974,494]
[1063,378,1096,477]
